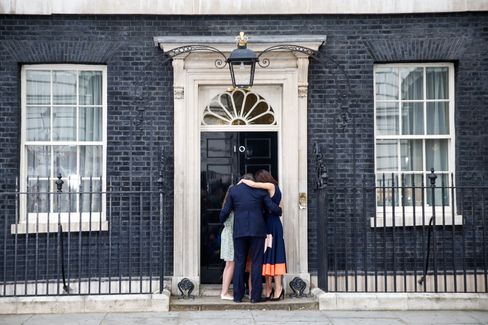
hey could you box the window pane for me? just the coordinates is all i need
[401,67,423,100]
[242,92,258,117]
[81,179,101,213]
[402,174,423,206]
[27,146,50,177]
[247,102,269,120]
[53,71,77,105]
[376,174,399,206]
[54,145,77,178]
[376,102,399,135]
[26,70,50,105]
[426,139,448,171]
[220,93,233,112]
[27,179,49,213]
[427,102,449,135]
[249,113,275,125]
[203,114,228,125]
[80,146,102,177]
[400,139,423,171]
[79,107,102,141]
[426,174,450,206]
[375,68,398,100]
[79,71,102,105]
[426,67,449,100]
[26,106,50,141]
[376,140,398,171]
[53,107,76,141]
[401,102,424,135]
[66,176,81,193]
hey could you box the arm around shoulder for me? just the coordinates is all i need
[242,179,275,197]
[241,179,274,191]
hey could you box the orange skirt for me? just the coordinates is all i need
[262,263,286,276]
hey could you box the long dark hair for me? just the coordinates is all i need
[255,169,278,185]
[222,185,233,208]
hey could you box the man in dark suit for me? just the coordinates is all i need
[219,173,282,303]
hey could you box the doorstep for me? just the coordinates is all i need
[170,295,319,311]
[170,284,318,311]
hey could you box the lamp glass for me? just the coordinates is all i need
[231,61,253,88]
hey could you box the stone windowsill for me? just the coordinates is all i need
[370,213,463,228]
[11,221,109,234]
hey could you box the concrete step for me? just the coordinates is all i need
[170,295,318,311]
[199,284,224,297]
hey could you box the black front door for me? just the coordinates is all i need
[200,132,278,284]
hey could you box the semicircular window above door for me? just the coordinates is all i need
[201,88,277,127]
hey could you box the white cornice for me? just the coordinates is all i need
[154,35,326,54]
[1,0,487,15]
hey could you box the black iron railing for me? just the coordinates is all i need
[2,168,487,296]
[315,168,488,293]
[0,175,167,297]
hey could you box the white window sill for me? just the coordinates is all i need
[11,221,108,234]
[370,213,463,227]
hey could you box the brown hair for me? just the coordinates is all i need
[222,185,233,208]
[255,169,278,185]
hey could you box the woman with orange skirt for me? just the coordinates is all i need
[241,169,286,300]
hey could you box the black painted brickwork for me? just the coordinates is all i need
[0,13,487,283]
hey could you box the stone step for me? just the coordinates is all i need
[170,295,318,311]
[196,284,303,297]
[199,284,225,297]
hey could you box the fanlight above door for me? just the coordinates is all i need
[201,88,276,126]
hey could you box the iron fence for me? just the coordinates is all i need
[0,175,166,297]
[2,168,487,296]
[316,169,488,293]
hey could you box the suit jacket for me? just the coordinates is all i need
[219,183,282,238]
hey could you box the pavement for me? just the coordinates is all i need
[1,310,487,325]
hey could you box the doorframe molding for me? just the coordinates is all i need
[158,37,324,294]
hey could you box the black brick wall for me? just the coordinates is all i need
[0,13,487,284]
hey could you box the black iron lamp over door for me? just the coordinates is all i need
[227,32,257,89]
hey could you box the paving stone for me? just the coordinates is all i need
[251,310,330,322]
[0,315,32,325]
[2,310,486,325]
[175,319,251,325]
[177,310,253,319]
[254,320,332,325]
[467,311,488,324]
[391,310,485,324]
[22,313,106,325]
[329,318,404,325]
[101,313,179,325]
[324,311,397,318]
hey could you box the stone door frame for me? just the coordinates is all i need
[155,35,325,294]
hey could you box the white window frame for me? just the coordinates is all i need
[14,64,108,234]
[372,62,462,227]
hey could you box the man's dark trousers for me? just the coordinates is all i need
[219,183,282,302]
[233,236,265,302]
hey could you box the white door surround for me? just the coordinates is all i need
[155,35,326,294]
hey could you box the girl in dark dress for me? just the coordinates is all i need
[241,170,286,300]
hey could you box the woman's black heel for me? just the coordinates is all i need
[270,288,284,301]
[265,288,274,300]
